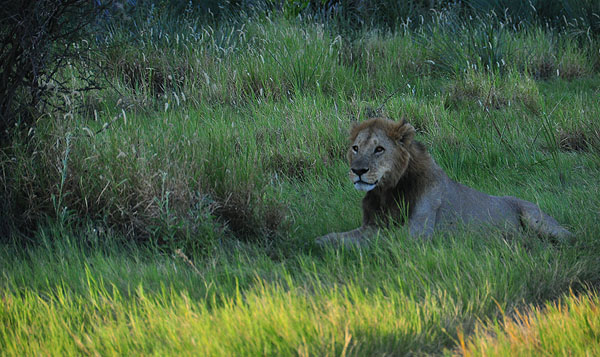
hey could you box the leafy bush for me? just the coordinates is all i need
[0,0,110,140]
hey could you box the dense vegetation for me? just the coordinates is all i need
[1,0,599,354]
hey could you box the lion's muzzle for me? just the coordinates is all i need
[354,180,377,191]
[350,166,379,191]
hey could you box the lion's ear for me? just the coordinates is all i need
[391,120,415,145]
[348,120,361,141]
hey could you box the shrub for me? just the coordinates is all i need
[0,0,111,141]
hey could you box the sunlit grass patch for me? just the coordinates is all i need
[458,291,600,356]
[2,224,599,356]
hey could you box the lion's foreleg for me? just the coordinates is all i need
[315,226,375,247]
[408,192,441,239]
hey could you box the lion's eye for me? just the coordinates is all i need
[352,145,358,153]
[374,146,385,153]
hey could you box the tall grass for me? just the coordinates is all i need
[1,222,599,355]
[2,7,599,248]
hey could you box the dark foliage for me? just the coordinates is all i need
[282,0,600,35]
[0,0,110,142]
[468,0,600,34]
[285,0,455,31]
[0,0,114,240]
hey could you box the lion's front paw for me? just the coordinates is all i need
[315,233,340,247]
[316,232,365,248]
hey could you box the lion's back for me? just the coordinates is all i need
[435,177,521,231]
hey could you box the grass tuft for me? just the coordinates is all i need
[445,70,541,112]
[459,291,600,356]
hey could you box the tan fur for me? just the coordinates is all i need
[316,117,573,247]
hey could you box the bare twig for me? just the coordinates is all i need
[376,86,403,114]
[175,249,202,276]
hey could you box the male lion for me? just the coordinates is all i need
[316,117,573,247]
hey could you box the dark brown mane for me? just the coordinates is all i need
[357,118,435,227]
[393,139,434,216]
[349,117,409,142]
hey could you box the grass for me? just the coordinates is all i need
[1,223,598,355]
[459,291,600,355]
[2,4,600,355]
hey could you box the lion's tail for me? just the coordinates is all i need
[512,198,574,243]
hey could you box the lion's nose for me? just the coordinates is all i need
[352,168,369,176]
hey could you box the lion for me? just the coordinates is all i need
[316,117,573,247]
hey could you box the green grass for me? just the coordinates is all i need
[1,224,598,355]
[459,291,600,355]
[2,6,600,356]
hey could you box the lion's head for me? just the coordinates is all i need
[347,118,416,191]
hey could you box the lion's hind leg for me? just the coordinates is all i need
[517,200,573,243]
